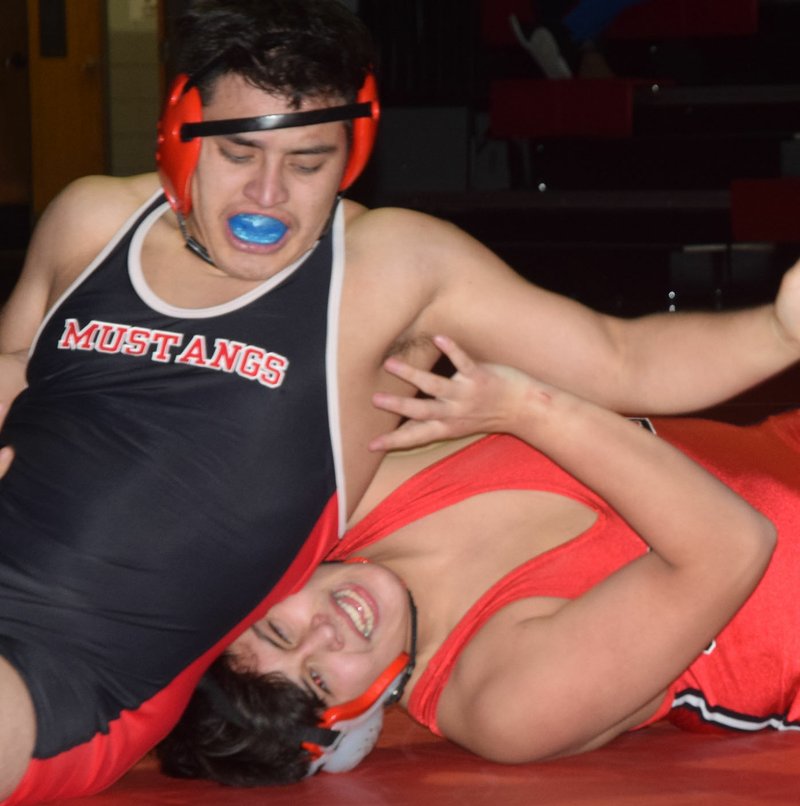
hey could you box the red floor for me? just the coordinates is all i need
[47,709,800,805]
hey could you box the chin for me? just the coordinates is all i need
[212,252,279,282]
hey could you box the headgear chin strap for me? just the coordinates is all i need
[156,71,380,217]
[302,589,418,775]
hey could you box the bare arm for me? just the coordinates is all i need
[374,337,775,761]
[0,173,158,355]
[358,209,800,425]
[0,174,158,478]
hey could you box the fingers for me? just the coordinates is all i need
[370,337,487,452]
[381,336,479,396]
[381,355,453,401]
[372,389,447,422]
[432,335,476,376]
[369,420,449,452]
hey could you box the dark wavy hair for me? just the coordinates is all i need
[173,0,376,107]
[156,654,324,786]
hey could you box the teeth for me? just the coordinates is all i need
[333,588,374,638]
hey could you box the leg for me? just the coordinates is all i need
[0,657,35,799]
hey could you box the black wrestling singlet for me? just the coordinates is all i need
[0,192,344,803]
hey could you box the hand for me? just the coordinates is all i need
[369,335,549,451]
[775,259,800,354]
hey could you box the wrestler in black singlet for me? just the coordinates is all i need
[0,192,344,803]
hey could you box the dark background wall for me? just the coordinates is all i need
[352,0,800,323]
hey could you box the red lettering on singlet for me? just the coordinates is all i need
[54,319,288,387]
[58,318,100,350]
[176,334,210,367]
[237,346,265,380]
[260,353,289,387]
[149,331,184,362]
[207,339,244,372]
[96,323,130,354]
[122,328,151,357]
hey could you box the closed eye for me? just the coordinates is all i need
[253,621,291,648]
[291,161,323,175]
[218,141,254,164]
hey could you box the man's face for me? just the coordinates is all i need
[229,562,411,706]
[188,72,349,281]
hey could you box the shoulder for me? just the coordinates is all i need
[0,173,163,351]
[344,202,526,293]
[40,173,161,244]
[342,203,513,306]
[345,203,469,253]
[29,173,161,286]
[431,605,558,762]
[434,597,666,764]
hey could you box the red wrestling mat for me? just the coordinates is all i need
[46,709,800,805]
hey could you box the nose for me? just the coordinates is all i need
[243,160,289,208]
[303,614,344,652]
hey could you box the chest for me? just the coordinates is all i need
[363,489,598,648]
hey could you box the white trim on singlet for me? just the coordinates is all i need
[672,689,800,732]
[29,190,321,351]
[128,201,315,319]
[326,203,347,538]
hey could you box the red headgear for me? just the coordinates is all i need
[156,72,380,216]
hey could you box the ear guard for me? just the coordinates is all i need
[303,652,411,775]
[156,72,380,216]
[156,74,203,217]
[340,73,380,192]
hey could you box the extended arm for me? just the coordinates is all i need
[361,209,800,427]
[373,337,776,761]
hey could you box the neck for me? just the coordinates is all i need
[177,213,216,266]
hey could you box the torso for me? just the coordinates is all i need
[333,414,800,744]
[37,175,442,516]
[0,189,344,798]
[337,433,620,709]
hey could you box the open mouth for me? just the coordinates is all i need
[228,213,287,245]
[332,586,376,639]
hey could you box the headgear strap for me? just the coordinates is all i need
[181,102,373,141]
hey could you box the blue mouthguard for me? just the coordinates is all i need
[228,214,287,245]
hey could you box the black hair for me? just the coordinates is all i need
[156,654,324,787]
[174,0,376,108]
